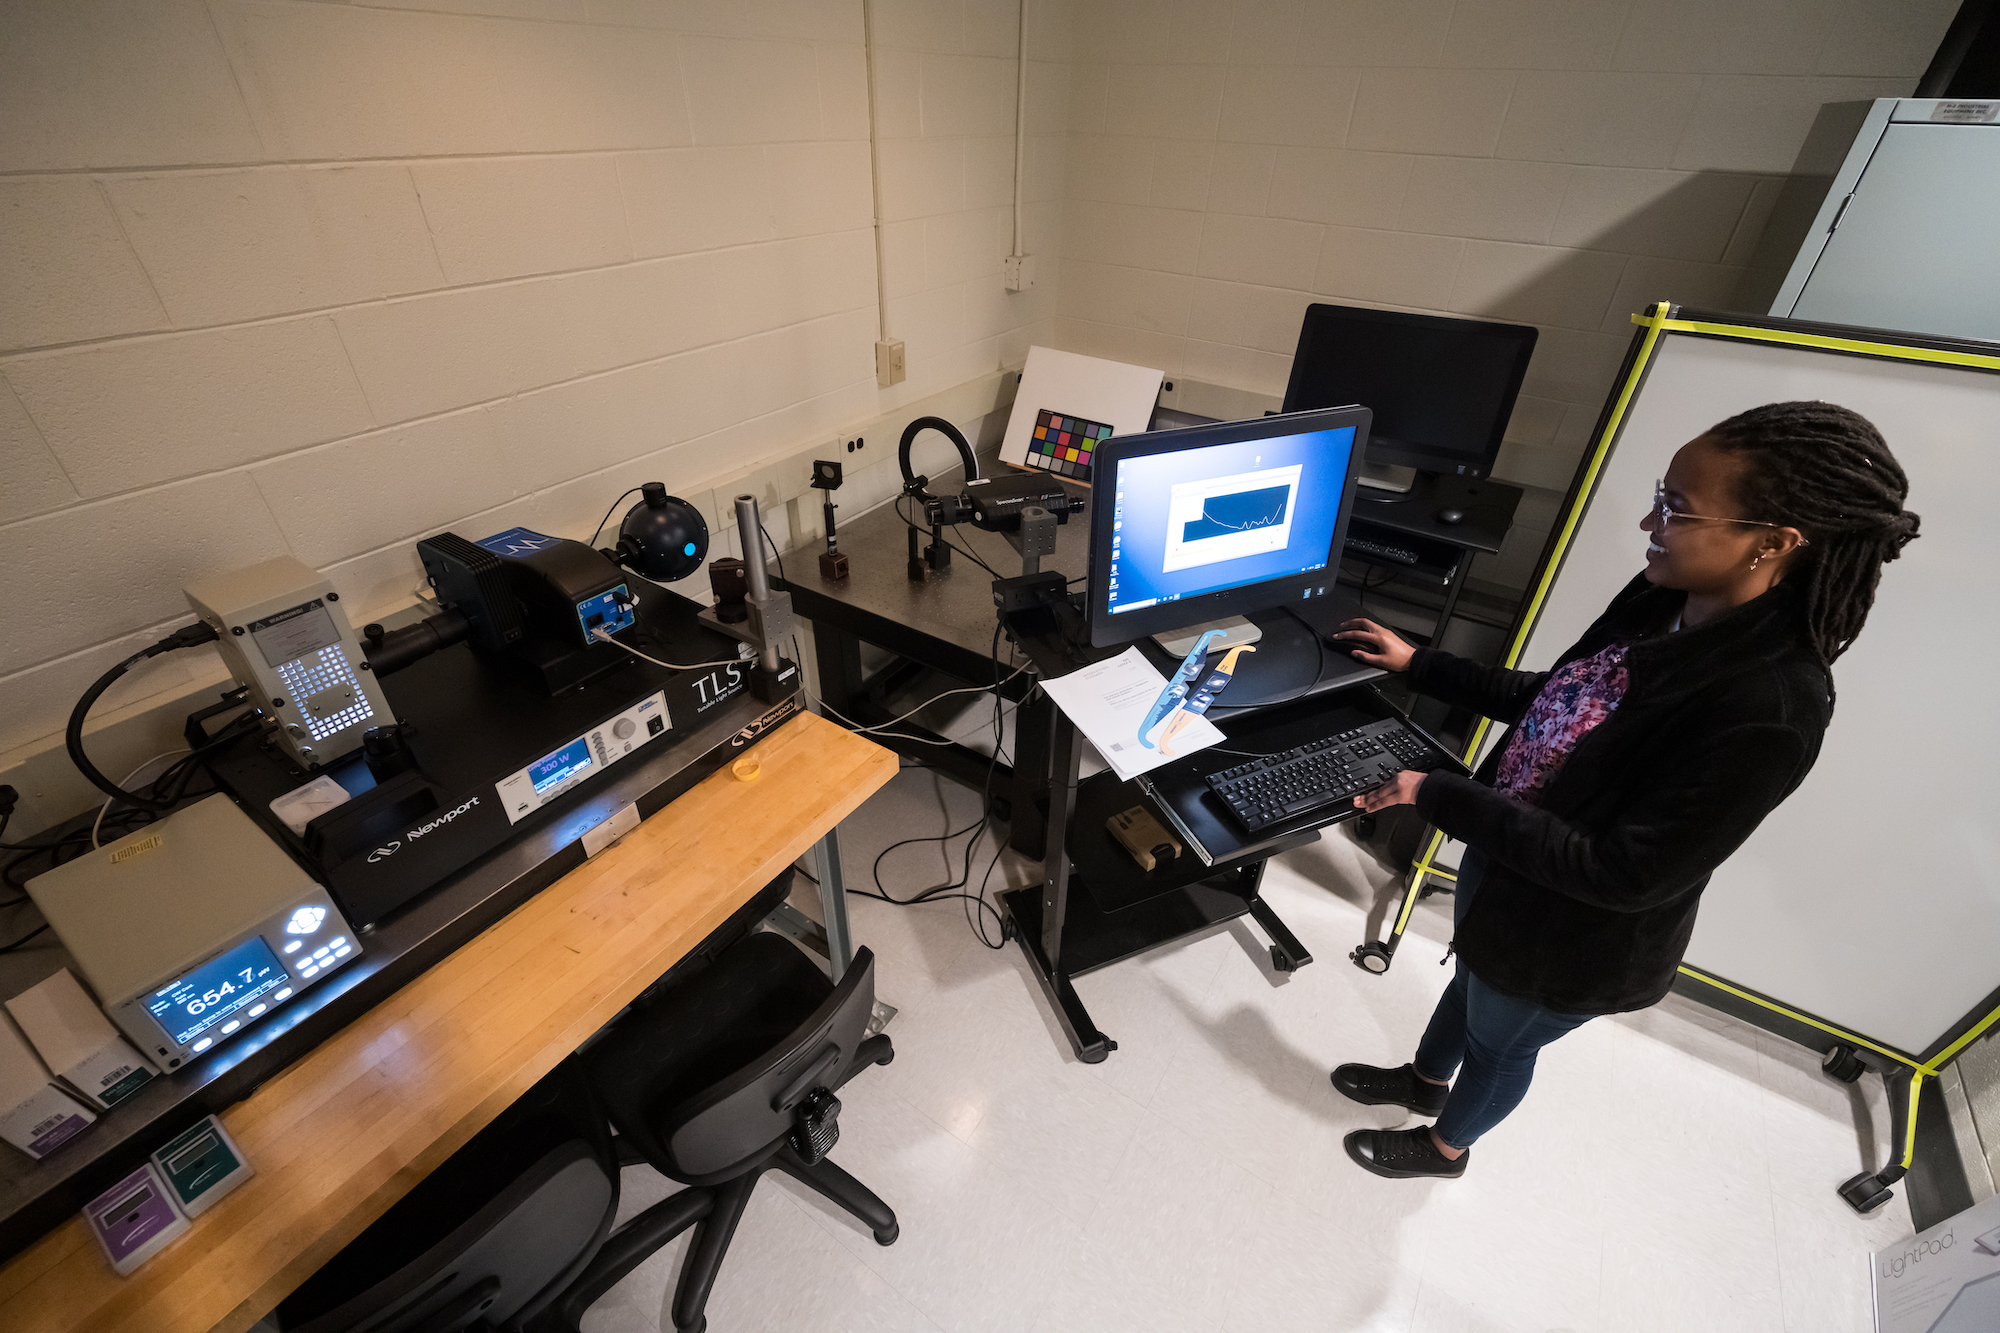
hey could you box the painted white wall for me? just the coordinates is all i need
[1045,0,1954,503]
[0,0,1068,773]
[0,0,1965,827]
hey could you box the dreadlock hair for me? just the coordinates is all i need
[1706,401,1920,698]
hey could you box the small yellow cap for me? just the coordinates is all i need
[731,753,762,782]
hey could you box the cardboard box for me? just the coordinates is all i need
[0,1010,97,1160]
[6,969,157,1110]
[1873,1190,2000,1331]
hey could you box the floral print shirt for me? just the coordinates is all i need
[1494,642,1632,806]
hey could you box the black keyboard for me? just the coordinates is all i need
[1205,718,1445,833]
[1345,537,1420,565]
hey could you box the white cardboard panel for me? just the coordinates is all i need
[998,345,1164,484]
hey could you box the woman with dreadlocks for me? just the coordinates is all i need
[1324,401,1921,1180]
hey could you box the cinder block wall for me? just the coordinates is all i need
[0,0,1069,767]
[0,0,1963,817]
[1047,0,1954,527]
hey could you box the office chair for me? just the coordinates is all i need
[542,931,897,1333]
[269,1057,619,1333]
[266,868,886,1333]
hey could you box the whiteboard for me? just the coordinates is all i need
[1510,329,2000,1057]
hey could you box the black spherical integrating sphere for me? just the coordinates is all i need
[618,483,708,581]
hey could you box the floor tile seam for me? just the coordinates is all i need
[1032,1231,1217,1333]
[1006,1234,1078,1333]
[1591,1208,1612,1333]
[951,1090,1151,1226]
[883,1075,995,1157]
[1174,1113,1351,1209]
[1262,1173,1423,1268]
[774,1169,984,1333]
[924,981,1083,1056]
[1767,1236,1869,1333]
[1079,1053,1175,1110]
[880,924,996,996]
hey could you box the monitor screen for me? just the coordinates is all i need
[1281,303,1535,477]
[1089,408,1368,647]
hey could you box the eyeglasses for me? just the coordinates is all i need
[1651,482,1808,544]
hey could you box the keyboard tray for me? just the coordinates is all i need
[1138,686,1468,868]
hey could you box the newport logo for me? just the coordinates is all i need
[733,699,799,747]
[367,841,401,863]
[408,796,481,841]
[1880,1227,1953,1280]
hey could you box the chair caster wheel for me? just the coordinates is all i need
[1821,1043,1865,1083]
[1270,945,1297,973]
[874,1221,899,1246]
[1839,1170,1894,1214]
[1350,942,1391,974]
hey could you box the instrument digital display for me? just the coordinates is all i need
[528,737,593,795]
[146,936,288,1047]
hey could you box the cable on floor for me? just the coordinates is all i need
[837,622,1019,949]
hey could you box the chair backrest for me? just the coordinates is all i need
[663,943,878,1181]
[276,1058,617,1333]
[284,1140,613,1333]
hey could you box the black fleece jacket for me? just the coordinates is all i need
[1410,574,1831,1015]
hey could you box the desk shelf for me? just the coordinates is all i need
[1063,768,1318,914]
[1002,874,1252,980]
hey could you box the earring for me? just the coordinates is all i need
[1750,553,1764,571]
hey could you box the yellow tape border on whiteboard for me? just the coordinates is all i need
[1395,304,2000,1097]
[1398,302,1679,935]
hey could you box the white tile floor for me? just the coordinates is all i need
[581,760,1916,1333]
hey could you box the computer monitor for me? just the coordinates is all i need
[1281,303,1536,490]
[1087,407,1369,649]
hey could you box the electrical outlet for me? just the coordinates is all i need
[1003,254,1036,291]
[875,339,906,387]
[832,434,865,455]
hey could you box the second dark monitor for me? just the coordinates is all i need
[1281,303,1536,484]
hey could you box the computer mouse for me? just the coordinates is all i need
[1437,507,1465,525]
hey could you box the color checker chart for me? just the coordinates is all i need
[1026,409,1112,481]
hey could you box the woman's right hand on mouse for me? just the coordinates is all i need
[1331,618,1416,672]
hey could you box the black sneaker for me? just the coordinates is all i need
[1344,1126,1468,1179]
[1330,1062,1449,1115]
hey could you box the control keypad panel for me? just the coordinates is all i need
[495,690,671,825]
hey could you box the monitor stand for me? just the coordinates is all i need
[1354,460,1418,494]
[1153,617,1262,658]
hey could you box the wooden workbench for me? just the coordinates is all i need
[0,711,894,1333]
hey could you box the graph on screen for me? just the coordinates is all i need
[1180,485,1291,542]
[1162,465,1301,572]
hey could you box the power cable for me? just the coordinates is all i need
[589,487,644,549]
[92,750,189,849]
[832,623,1016,948]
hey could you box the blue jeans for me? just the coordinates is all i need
[1412,849,1593,1150]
